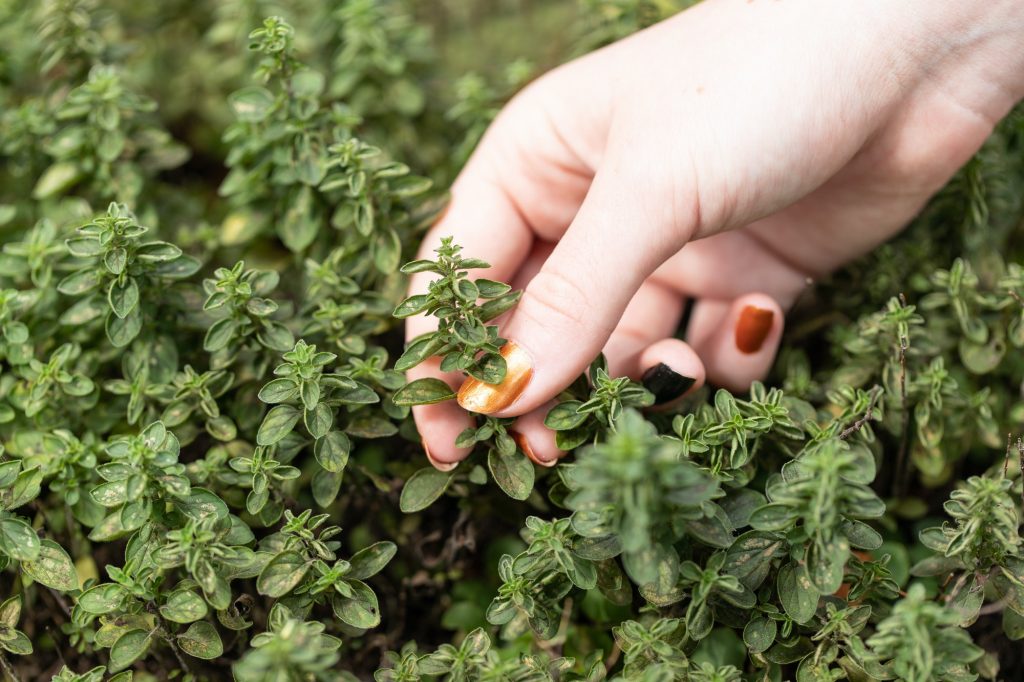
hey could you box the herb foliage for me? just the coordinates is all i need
[0,0,1023,680]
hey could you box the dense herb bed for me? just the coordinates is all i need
[1,1,1023,680]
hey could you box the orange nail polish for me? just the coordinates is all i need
[423,442,457,472]
[512,430,555,468]
[457,342,533,415]
[735,306,774,354]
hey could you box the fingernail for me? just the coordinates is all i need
[457,342,533,414]
[423,442,458,472]
[641,363,696,405]
[735,306,774,354]
[512,430,556,468]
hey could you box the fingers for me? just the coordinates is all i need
[636,339,705,407]
[405,63,609,337]
[407,64,614,467]
[409,355,474,469]
[457,161,693,417]
[687,293,784,393]
[510,404,563,468]
[602,280,684,377]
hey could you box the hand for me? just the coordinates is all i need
[406,0,1024,469]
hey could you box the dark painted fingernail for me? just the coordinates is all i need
[735,305,774,354]
[642,363,696,405]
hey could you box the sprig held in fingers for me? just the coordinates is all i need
[393,237,522,406]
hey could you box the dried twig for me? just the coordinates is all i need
[839,385,883,440]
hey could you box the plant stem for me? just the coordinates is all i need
[839,385,883,440]
[892,297,911,497]
[0,652,21,682]
[603,643,622,674]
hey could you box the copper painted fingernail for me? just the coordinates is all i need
[512,430,556,468]
[457,342,533,414]
[423,442,457,472]
[735,306,774,354]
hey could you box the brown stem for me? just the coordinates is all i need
[1004,432,1013,478]
[839,385,883,440]
[42,586,72,619]
[540,597,574,658]
[943,571,972,605]
[603,642,622,674]
[0,651,21,682]
[978,592,1013,617]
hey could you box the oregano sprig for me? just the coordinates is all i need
[392,237,521,405]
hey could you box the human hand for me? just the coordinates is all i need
[406,0,1024,469]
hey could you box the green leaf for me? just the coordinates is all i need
[22,539,78,591]
[135,241,183,262]
[0,595,21,628]
[488,447,534,501]
[177,621,223,660]
[777,562,817,624]
[331,579,380,629]
[229,86,276,121]
[399,467,454,513]
[1,630,32,655]
[204,318,239,352]
[304,403,333,439]
[475,279,512,298]
[160,589,208,624]
[393,294,431,318]
[108,278,139,319]
[478,291,522,322]
[57,269,102,296]
[109,629,151,672]
[807,537,848,594]
[77,583,128,614]
[104,248,128,275]
[0,517,40,561]
[257,405,301,446]
[257,321,295,352]
[373,228,401,273]
[106,309,143,347]
[743,617,777,654]
[66,237,104,257]
[279,186,320,252]
[399,260,442,274]
[33,161,81,199]
[545,401,587,430]
[300,380,320,411]
[392,378,456,406]
[314,431,351,473]
[348,541,397,580]
[311,468,343,507]
[257,551,310,598]
[467,352,506,384]
[394,334,446,371]
[748,503,793,532]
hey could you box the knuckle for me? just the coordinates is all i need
[519,270,595,332]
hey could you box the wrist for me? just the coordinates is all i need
[884,0,1024,109]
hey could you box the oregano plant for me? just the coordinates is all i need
[0,1,1022,680]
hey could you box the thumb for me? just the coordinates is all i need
[457,162,695,416]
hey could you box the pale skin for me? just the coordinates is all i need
[406,0,1024,469]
